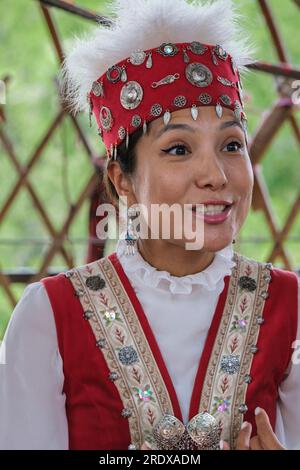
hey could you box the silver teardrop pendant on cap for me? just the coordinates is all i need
[191,105,198,121]
[163,109,171,126]
[215,102,223,119]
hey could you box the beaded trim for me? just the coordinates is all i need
[198,253,272,448]
[66,252,272,450]
[67,257,174,449]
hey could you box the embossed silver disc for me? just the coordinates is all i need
[185,63,213,87]
[99,106,113,131]
[120,81,143,110]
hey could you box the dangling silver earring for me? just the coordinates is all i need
[125,206,139,255]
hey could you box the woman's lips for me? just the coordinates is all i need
[191,202,233,225]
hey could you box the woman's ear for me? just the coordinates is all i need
[107,161,134,199]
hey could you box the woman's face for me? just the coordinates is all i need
[114,105,254,252]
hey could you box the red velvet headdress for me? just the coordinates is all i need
[89,41,246,159]
[62,0,255,160]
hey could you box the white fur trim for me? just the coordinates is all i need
[61,0,257,114]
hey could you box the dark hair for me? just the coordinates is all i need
[103,126,144,204]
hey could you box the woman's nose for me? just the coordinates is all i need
[193,151,228,190]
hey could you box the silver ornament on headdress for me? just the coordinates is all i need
[210,49,218,66]
[182,47,190,64]
[190,104,198,121]
[120,81,143,110]
[187,42,208,55]
[234,100,242,120]
[118,126,126,141]
[217,76,236,88]
[215,102,223,119]
[143,120,148,135]
[198,93,212,104]
[92,80,104,97]
[156,42,179,57]
[129,49,146,65]
[131,115,142,128]
[99,106,113,131]
[220,94,232,106]
[163,109,171,126]
[146,52,153,69]
[231,56,238,75]
[213,44,228,61]
[150,104,163,117]
[151,73,180,88]
[173,95,187,108]
[106,65,124,84]
[185,63,213,87]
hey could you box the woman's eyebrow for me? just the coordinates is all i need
[220,120,244,131]
[155,123,195,138]
[154,119,244,138]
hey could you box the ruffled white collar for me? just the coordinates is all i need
[116,238,236,295]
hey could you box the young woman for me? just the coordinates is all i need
[0,0,299,450]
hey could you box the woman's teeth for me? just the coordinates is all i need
[193,204,228,215]
[204,204,227,215]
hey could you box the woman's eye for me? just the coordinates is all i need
[161,144,189,156]
[223,141,243,152]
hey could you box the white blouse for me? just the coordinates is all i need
[0,241,299,450]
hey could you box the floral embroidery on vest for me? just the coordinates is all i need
[67,258,174,449]
[66,252,272,449]
[198,253,272,448]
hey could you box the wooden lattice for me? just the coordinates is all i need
[0,0,300,309]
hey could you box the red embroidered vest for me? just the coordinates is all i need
[41,252,298,450]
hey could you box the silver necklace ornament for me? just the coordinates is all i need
[99,106,113,131]
[214,45,228,61]
[156,42,179,57]
[217,76,236,88]
[163,109,171,126]
[187,41,208,55]
[129,49,146,65]
[92,80,104,97]
[152,412,221,450]
[185,63,213,87]
[151,73,180,88]
[215,102,223,119]
[198,93,212,104]
[106,65,124,84]
[120,81,143,110]
[190,104,198,121]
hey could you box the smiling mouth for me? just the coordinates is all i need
[191,202,233,215]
